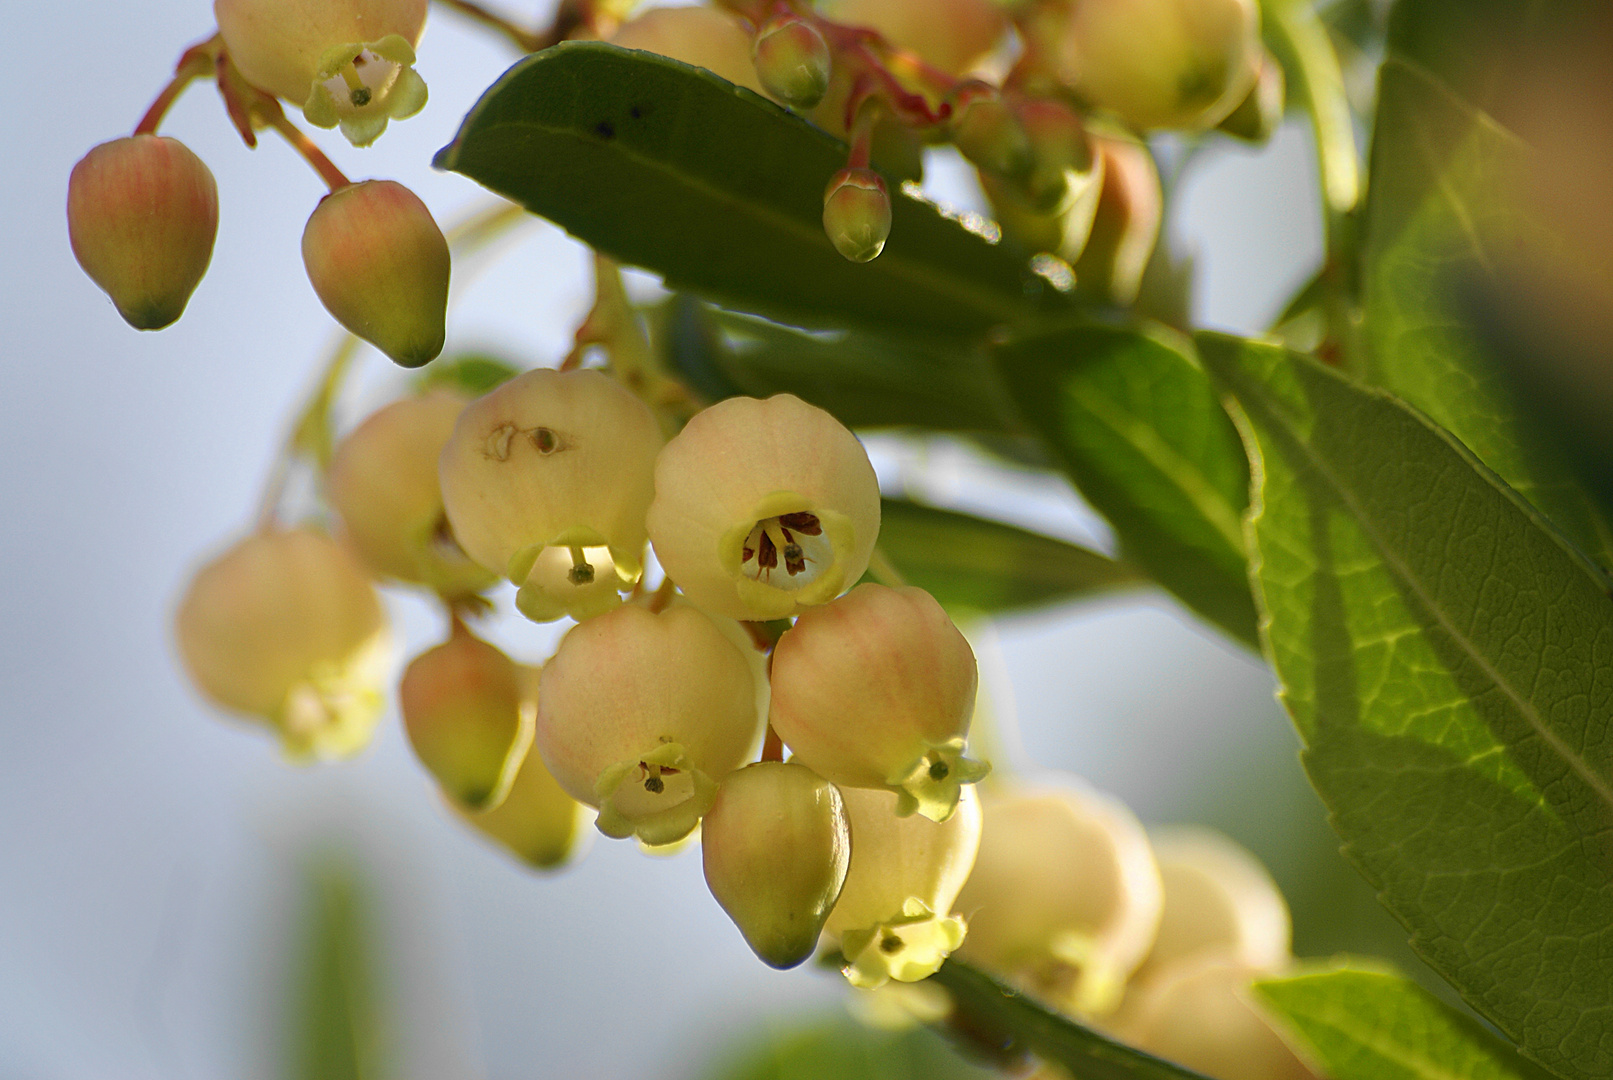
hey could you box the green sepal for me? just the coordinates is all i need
[888,739,990,822]
[840,897,967,989]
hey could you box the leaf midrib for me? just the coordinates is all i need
[462,113,1035,329]
[1278,1000,1488,1080]
[1240,363,1613,814]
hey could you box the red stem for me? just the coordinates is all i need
[267,113,351,192]
[133,38,219,136]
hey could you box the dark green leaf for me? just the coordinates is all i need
[414,352,521,396]
[994,323,1259,648]
[1196,330,1613,1080]
[1254,964,1557,1080]
[877,498,1145,613]
[1363,59,1613,577]
[438,42,1071,339]
[688,306,1015,432]
[929,959,1213,1080]
[1385,0,1593,119]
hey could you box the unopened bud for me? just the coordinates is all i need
[67,135,218,330]
[301,180,449,368]
[752,15,832,109]
[1057,0,1260,131]
[327,389,495,595]
[1217,49,1285,143]
[950,84,1032,179]
[456,665,593,870]
[823,168,893,263]
[702,762,850,968]
[1015,98,1096,215]
[174,528,390,762]
[826,785,982,988]
[400,622,533,810]
[1072,134,1163,305]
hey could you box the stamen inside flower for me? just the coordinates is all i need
[740,511,829,589]
[319,49,400,113]
[567,546,595,585]
[337,59,371,106]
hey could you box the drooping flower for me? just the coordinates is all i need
[439,368,663,623]
[646,394,880,622]
[174,528,390,762]
[769,584,988,821]
[216,0,429,145]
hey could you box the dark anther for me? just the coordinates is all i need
[643,775,665,794]
[742,545,756,561]
[350,87,372,106]
[568,563,595,585]
[757,532,778,570]
[880,934,904,954]
[777,512,822,536]
[532,427,559,453]
[929,760,950,781]
[594,120,616,139]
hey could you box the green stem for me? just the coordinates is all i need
[1270,0,1361,366]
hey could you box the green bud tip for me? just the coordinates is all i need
[822,167,893,264]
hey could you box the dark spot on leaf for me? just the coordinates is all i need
[629,104,646,119]
[594,120,615,139]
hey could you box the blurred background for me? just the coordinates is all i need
[0,1,1426,1076]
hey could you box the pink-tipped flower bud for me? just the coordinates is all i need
[216,0,428,146]
[67,135,218,331]
[535,604,762,847]
[702,762,851,968]
[1133,828,1291,985]
[1056,0,1261,131]
[399,621,533,810]
[327,389,496,596]
[770,584,987,822]
[1073,134,1163,305]
[1217,49,1285,143]
[955,783,1162,1018]
[820,0,1007,75]
[1111,958,1320,1080]
[302,180,449,368]
[752,15,832,109]
[456,664,593,870]
[646,394,880,622]
[825,785,982,988]
[439,369,663,623]
[174,528,391,762]
[610,5,766,94]
[822,168,893,263]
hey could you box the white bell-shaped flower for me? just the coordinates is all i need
[534,603,762,847]
[328,389,493,595]
[174,528,390,762]
[215,0,429,145]
[439,368,663,623]
[825,785,982,989]
[769,584,987,821]
[647,394,880,622]
[955,781,1162,1018]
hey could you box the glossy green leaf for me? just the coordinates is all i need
[438,42,1071,339]
[877,498,1145,613]
[1363,59,1613,577]
[1254,964,1556,1080]
[1196,331,1613,1080]
[929,959,1212,1080]
[994,323,1259,648]
[659,299,1015,432]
